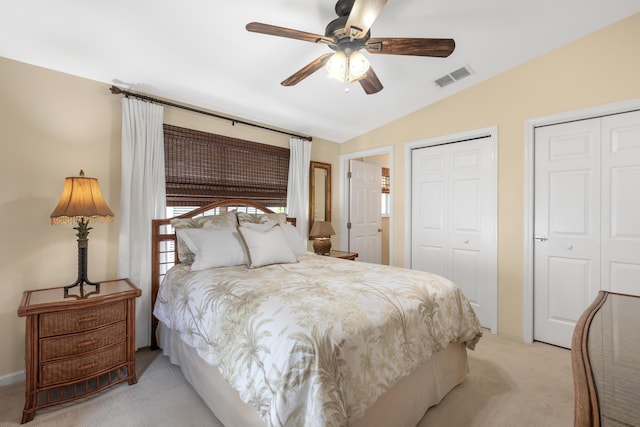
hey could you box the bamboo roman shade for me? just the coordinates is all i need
[164,124,290,207]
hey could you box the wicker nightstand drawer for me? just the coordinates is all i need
[40,321,126,361]
[40,342,127,386]
[39,301,126,337]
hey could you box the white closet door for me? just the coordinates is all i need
[411,138,497,331]
[411,145,449,277]
[601,110,640,296]
[534,110,640,348]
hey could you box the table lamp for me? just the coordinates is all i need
[50,170,114,296]
[309,221,335,255]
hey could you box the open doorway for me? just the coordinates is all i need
[339,146,393,265]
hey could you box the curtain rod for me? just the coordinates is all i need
[109,85,312,141]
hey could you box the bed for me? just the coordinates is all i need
[151,199,482,426]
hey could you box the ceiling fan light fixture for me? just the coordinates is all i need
[326,51,347,81]
[348,49,370,79]
[326,49,370,83]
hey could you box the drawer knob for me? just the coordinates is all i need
[77,315,98,324]
[78,362,97,371]
[77,339,97,348]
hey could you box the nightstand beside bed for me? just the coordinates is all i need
[327,250,358,260]
[17,278,140,424]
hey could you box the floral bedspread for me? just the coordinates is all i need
[154,254,482,427]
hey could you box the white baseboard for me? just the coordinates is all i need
[0,370,25,387]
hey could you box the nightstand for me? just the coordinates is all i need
[328,250,358,260]
[17,278,141,424]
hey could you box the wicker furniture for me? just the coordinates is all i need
[328,249,358,260]
[571,291,640,426]
[17,278,140,423]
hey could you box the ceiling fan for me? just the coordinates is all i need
[246,0,455,94]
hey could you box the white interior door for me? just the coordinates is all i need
[349,159,381,263]
[533,119,602,347]
[600,111,640,295]
[534,110,640,348]
[411,138,497,331]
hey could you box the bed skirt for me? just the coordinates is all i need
[157,322,468,426]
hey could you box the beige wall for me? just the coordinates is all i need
[0,59,121,380]
[0,56,339,379]
[340,13,640,339]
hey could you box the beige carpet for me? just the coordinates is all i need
[419,331,573,426]
[0,331,573,426]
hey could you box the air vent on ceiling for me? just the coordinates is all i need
[435,65,473,88]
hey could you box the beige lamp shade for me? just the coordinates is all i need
[50,170,114,224]
[309,221,335,238]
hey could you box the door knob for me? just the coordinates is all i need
[534,236,548,242]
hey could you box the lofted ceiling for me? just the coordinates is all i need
[1,1,639,143]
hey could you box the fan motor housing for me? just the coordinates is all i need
[335,0,355,17]
[325,16,349,38]
[325,15,370,50]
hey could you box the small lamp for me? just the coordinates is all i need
[309,221,335,255]
[50,170,114,297]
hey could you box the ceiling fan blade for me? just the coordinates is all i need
[344,0,388,39]
[359,66,383,94]
[246,22,334,45]
[366,37,455,57]
[281,53,334,86]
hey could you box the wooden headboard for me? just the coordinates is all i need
[150,198,295,347]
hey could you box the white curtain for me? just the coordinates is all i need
[118,98,166,349]
[286,137,312,243]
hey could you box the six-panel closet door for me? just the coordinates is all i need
[533,110,640,348]
[411,137,497,331]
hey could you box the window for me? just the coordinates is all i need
[381,167,390,216]
[381,167,390,194]
[381,194,390,216]
[163,124,289,207]
[165,204,285,219]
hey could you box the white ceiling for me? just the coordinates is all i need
[1,1,639,143]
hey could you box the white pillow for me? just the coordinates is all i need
[280,223,307,257]
[237,224,297,268]
[176,227,247,271]
[170,211,238,263]
[240,221,277,232]
[240,221,305,257]
[237,212,287,225]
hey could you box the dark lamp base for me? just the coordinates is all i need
[64,237,101,299]
[313,238,332,255]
